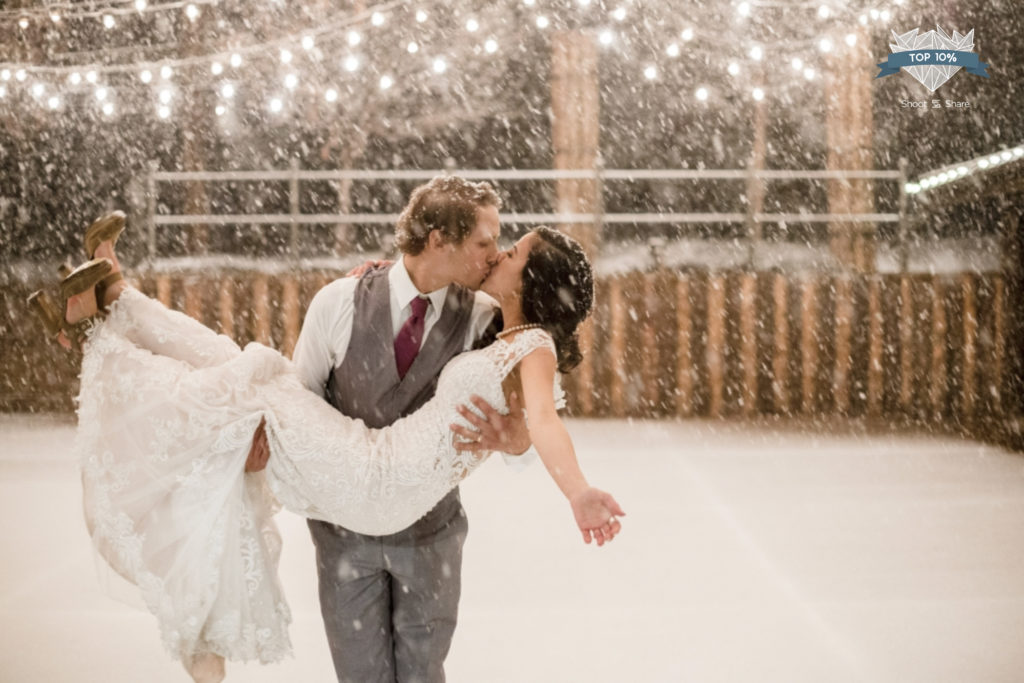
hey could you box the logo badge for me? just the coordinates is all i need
[876,26,989,91]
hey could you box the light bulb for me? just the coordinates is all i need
[644,65,657,80]
[681,28,694,41]
[599,30,614,46]
[696,87,709,101]
[284,74,298,89]
[230,53,243,68]
[667,43,680,57]
[536,15,550,29]
[485,39,498,53]
[408,42,419,54]
[158,105,171,119]
[140,69,153,83]
[416,10,428,22]
[221,83,235,98]
[379,75,393,90]
[87,70,99,83]
[325,88,338,102]
[750,46,763,60]
[728,62,740,76]
[302,35,315,51]
[161,65,173,79]
[348,31,361,47]
[371,12,385,26]
[344,56,360,72]
[433,58,447,74]
[103,14,116,29]
[185,4,199,21]
[280,49,292,64]
[95,87,108,101]
[466,19,479,32]
[752,87,765,101]
[211,62,223,75]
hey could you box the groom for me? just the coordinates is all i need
[249,175,530,682]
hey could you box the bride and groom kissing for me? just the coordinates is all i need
[35,174,624,682]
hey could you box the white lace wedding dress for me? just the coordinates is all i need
[75,288,563,666]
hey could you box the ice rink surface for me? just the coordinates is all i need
[2,413,1024,682]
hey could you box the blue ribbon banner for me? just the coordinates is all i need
[876,50,989,78]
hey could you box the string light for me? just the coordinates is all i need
[803,67,816,80]
[220,82,234,98]
[416,10,428,22]
[536,15,549,29]
[0,86,6,98]
[819,38,833,53]
[135,0,148,11]
[185,4,200,21]
[50,11,61,23]
[230,53,242,68]
[644,65,657,80]
[302,35,315,51]
[749,46,763,61]
[466,18,479,32]
[15,70,27,82]
[103,14,116,29]
[599,30,614,46]
[845,33,857,47]
[325,88,338,102]
[681,28,694,42]
[737,2,751,18]
[347,31,362,47]
[485,39,498,54]
[284,73,298,89]
[432,58,447,74]
[666,43,680,57]
[612,7,626,21]
[86,70,99,83]
[2,70,11,81]
[280,49,293,64]
[69,72,82,85]
[752,87,765,101]
[48,95,60,109]
[18,17,28,29]
[160,65,173,79]
[371,11,385,26]
[140,69,153,83]
[408,41,419,54]
[211,61,223,75]
[158,105,171,119]
[695,86,709,101]
[215,104,226,116]
[379,74,393,90]
[159,88,173,104]
[95,87,108,101]
[31,83,44,97]
[817,5,830,19]
[727,62,740,76]
[344,56,360,72]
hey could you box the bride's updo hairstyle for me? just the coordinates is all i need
[520,226,595,373]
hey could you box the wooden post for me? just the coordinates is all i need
[962,274,977,418]
[833,276,853,414]
[184,278,202,322]
[576,317,596,416]
[252,275,271,346]
[867,277,883,416]
[218,277,235,340]
[551,30,601,258]
[181,11,211,255]
[608,276,626,417]
[282,276,300,358]
[898,276,914,410]
[930,278,947,416]
[824,24,876,272]
[800,276,818,413]
[156,276,172,308]
[992,276,1005,414]
[707,273,727,418]
[739,273,758,415]
[771,273,790,414]
[676,275,694,417]
[642,273,661,415]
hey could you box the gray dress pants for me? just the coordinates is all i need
[308,487,468,683]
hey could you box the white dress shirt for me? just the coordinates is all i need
[292,257,535,468]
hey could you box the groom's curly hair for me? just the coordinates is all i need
[395,176,502,255]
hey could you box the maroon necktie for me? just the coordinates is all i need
[394,296,429,379]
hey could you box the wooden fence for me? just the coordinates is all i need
[1,267,1016,439]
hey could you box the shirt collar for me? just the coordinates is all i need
[389,256,449,313]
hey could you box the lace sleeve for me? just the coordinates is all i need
[492,328,565,409]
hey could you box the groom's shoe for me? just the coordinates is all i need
[84,210,126,259]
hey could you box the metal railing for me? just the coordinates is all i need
[144,160,907,262]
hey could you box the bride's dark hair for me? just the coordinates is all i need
[520,226,594,373]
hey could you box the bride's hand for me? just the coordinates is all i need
[570,487,625,546]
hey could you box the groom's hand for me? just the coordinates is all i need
[450,392,531,456]
[245,418,270,472]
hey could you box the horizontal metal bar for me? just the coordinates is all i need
[152,168,904,183]
[153,212,900,226]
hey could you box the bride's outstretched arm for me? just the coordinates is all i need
[518,348,625,546]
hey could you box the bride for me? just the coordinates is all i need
[30,215,624,679]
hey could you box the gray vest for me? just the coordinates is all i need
[326,265,476,429]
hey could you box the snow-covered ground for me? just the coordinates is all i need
[2,414,1024,682]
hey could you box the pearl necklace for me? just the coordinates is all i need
[496,323,544,340]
